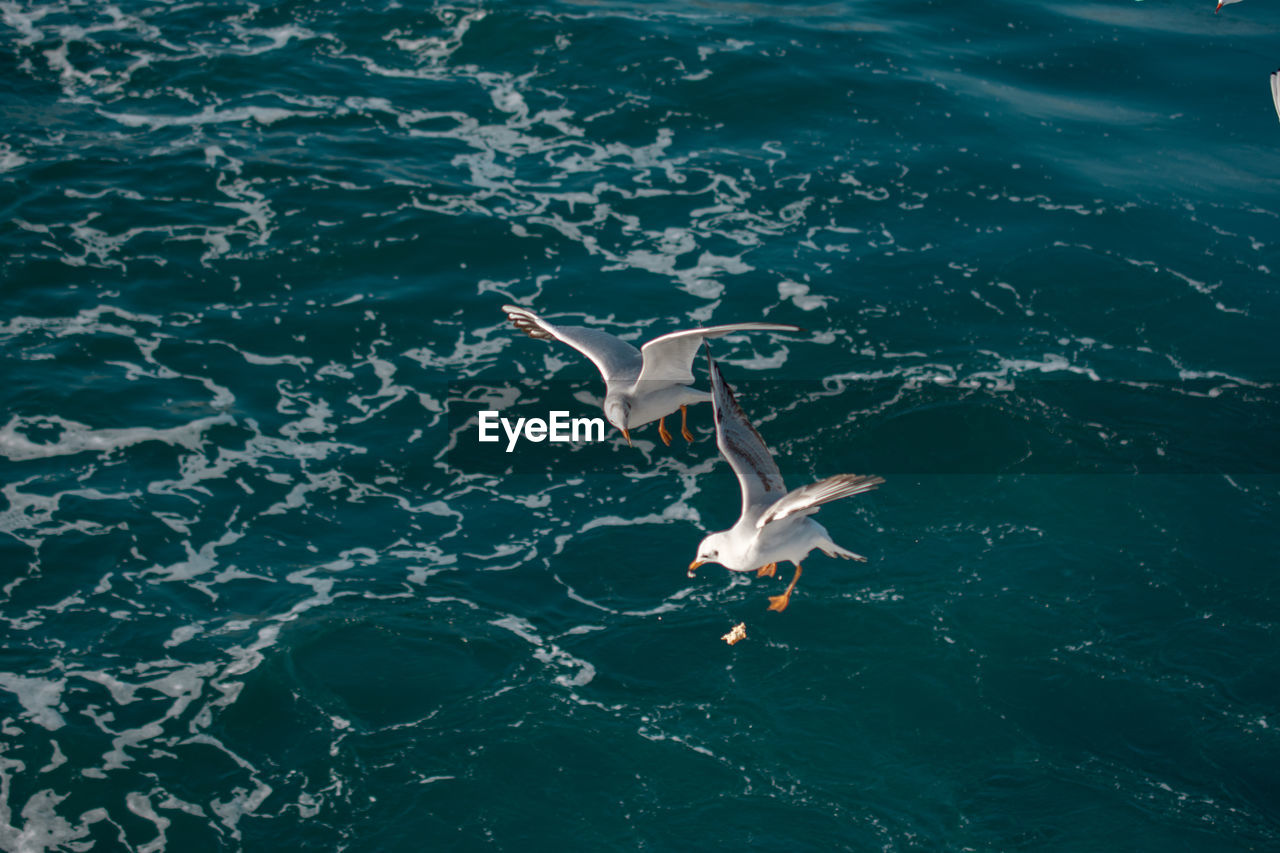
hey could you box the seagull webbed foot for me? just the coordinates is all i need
[657,416,672,446]
[757,563,777,578]
[680,404,694,442]
[767,564,802,612]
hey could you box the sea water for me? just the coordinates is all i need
[1,1,1278,850]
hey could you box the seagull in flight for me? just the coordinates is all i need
[502,305,802,446]
[688,347,883,612]
[1215,0,1243,12]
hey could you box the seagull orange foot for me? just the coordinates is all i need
[657,416,672,446]
[680,404,694,442]
[757,563,777,578]
[766,564,802,613]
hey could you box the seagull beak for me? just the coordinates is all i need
[620,427,632,447]
[688,560,704,571]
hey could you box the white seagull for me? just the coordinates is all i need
[502,305,802,446]
[1215,0,1243,11]
[688,348,883,612]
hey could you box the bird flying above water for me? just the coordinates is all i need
[688,347,883,612]
[502,304,802,446]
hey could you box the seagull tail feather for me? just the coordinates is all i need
[819,540,868,562]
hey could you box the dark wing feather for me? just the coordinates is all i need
[706,346,786,521]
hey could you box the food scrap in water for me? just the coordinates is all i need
[721,623,747,645]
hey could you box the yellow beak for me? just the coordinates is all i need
[620,427,632,447]
[688,560,704,571]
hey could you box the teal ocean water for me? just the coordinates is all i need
[2,0,1279,849]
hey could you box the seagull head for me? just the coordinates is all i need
[688,532,729,576]
[603,397,632,445]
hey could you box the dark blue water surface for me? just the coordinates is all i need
[2,0,1279,849]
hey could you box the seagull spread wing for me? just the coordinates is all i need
[707,347,786,520]
[637,322,802,386]
[503,305,643,382]
[755,474,885,530]
[1271,70,1280,123]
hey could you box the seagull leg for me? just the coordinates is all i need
[767,564,802,612]
[657,416,672,446]
[680,404,694,442]
[756,563,777,578]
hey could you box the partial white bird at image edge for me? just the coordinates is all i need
[1271,70,1280,123]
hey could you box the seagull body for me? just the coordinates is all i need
[502,305,801,445]
[1216,0,1243,11]
[688,348,883,611]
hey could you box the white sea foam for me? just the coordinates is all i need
[0,414,233,461]
[967,352,1101,387]
[0,786,107,853]
[0,480,133,550]
[225,24,317,56]
[125,792,170,853]
[99,104,313,129]
[0,142,27,173]
[142,528,245,586]
[36,741,66,776]
[490,615,597,688]
[0,674,66,731]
